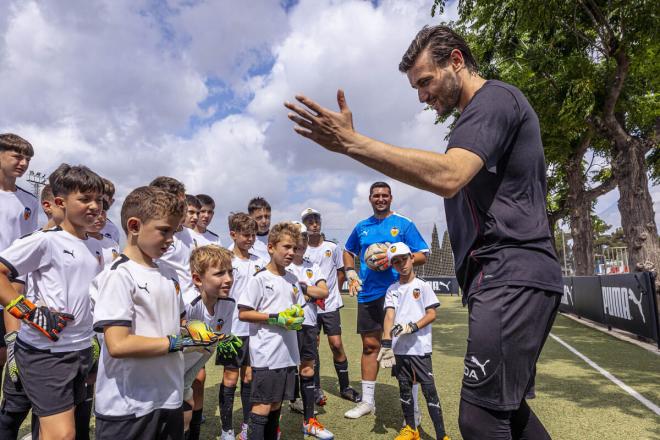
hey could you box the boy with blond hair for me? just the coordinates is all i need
[184,245,242,440]
[92,186,217,439]
[239,222,305,440]
[219,212,266,440]
[0,163,105,440]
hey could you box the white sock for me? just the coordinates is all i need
[362,380,376,405]
[412,383,420,412]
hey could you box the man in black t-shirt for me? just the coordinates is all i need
[285,25,561,440]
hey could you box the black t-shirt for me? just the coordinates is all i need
[444,80,562,295]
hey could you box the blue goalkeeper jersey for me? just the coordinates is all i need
[345,212,429,303]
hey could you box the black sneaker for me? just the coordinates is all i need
[340,386,362,403]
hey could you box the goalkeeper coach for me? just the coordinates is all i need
[285,25,563,439]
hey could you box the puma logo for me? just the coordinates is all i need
[137,282,150,294]
[400,398,412,405]
[627,289,646,324]
[471,356,490,376]
[437,280,451,291]
[63,249,75,258]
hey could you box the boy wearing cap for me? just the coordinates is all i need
[301,208,360,404]
[378,243,449,440]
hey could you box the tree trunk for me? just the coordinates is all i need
[611,139,660,280]
[566,153,595,276]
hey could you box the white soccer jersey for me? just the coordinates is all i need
[92,256,185,418]
[94,235,120,268]
[158,227,196,292]
[185,294,235,335]
[191,229,222,248]
[287,261,325,326]
[252,236,270,262]
[0,186,38,252]
[384,277,439,356]
[101,219,121,243]
[304,240,344,313]
[0,227,103,351]
[229,254,266,336]
[238,269,304,369]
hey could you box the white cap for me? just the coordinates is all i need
[291,221,307,234]
[386,242,412,262]
[300,208,321,221]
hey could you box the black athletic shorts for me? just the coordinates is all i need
[216,335,250,369]
[251,366,297,403]
[95,407,184,440]
[357,296,386,334]
[317,310,342,336]
[297,325,319,362]
[1,362,32,413]
[461,285,560,411]
[392,354,435,385]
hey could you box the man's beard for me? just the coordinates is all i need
[436,74,461,118]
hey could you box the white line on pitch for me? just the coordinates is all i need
[549,333,660,416]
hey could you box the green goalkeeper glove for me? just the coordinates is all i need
[267,305,304,330]
[216,333,243,359]
[4,331,19,384]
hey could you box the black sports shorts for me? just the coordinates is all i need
[357,296,386,334]
[95,407,183,440]
[317,310,342,336]
[297,325,319,362]
[216,335,250,369]
[461,285,560,411]
[251,366,297,403]
[392,354,435,385]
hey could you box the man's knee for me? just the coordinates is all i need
[361,333,381,356]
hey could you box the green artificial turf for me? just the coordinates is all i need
[14,295,660,439]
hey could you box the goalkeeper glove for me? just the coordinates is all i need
[6,295,74,341]
[267,305,304,330]
[91,335,101,363]
[345,268,362,297]
[168,320,219,352]
[377,339,395,368]
[216,333,243,359]
[4,331,19,384]
[390,322,419,338]
[372,252,390,271]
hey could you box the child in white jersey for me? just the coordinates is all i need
[192,194,222,247]
[92,186,217,440]
[0,163,105,440]
[183,245,240,440]
[218,212,265,440]
[238,222,305,440]
[286,222,334,439]
[379,243,449,440]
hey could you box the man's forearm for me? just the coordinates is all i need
[344,133,460,197]
[412,252,427,266]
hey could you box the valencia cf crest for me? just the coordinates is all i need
[171,278,181,295]
[306,269,314,279]
[111,249,119,261]
[413,288,421,299]
[95,250,103,266]
[291,284,300,302]
[215,318,224,332]
[390,227,399,237]
[254,265,261,274]
[23,207,32,221]
[324,249,332,257]
[389,245,397,253]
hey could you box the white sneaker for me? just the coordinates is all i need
[238,422,248,440]
[290,398,318,415]
[344,401,375,419]
[220,429,234,440]
[302,417,334,439]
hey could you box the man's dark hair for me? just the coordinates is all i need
[185,194,201,210]
[149,176,186,198]
[399,25,478,74]
[49,163,104,197]
[196,194,215,209]
[0,133,34,157]
[369,181,391,196]
[248,197,271,214]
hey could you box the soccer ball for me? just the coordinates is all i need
[364,242,390,271]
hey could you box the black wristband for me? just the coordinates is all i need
[410,322,419,333]
[268,313,278,320]
[381,339,392,348]
[344,267,355,272]
[300,284,308,296]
